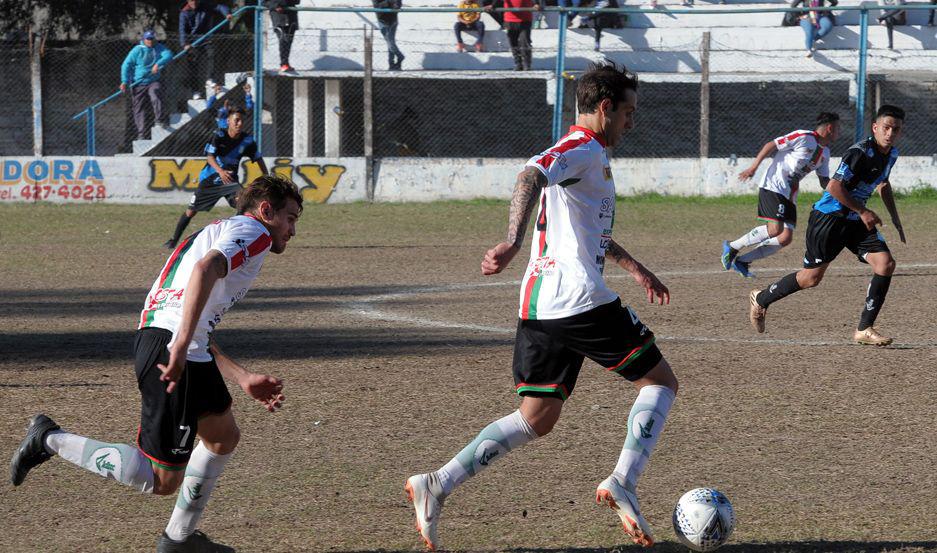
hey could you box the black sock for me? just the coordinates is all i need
[858,273,892,330]
[171,214,193,243]
[756,272,802,308]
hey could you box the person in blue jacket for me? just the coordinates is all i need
[180,0,232,99]
[121,29,173,141]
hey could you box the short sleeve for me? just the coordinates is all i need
[833,147,864,187]
[211,221,272,274]
[204,133,222,155]
[773,131,802,151]
[816,148,831,178]
[525,140,594,187]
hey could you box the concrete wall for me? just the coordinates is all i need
[3,155,934,205]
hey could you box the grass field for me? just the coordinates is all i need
[2,195,936,553]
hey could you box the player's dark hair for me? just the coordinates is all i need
[815,112,839,126]
[227,106,246,118]
[237,174,304,215]
[576,61,638,114]
[875,104,904,121]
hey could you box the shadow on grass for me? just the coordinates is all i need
[330,542,937,553]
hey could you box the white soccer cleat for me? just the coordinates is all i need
[596,475,655,547]
[405,473,446,551]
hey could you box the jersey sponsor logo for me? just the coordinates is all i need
[145,287,185,310]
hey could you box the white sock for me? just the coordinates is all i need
[165,441,231,542]
[737,237,783,263]
[612,385,675,489]
[436,410,538,496]
[44,430,154,493]
[729,225,771,251]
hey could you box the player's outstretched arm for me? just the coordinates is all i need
[606,239,670,305]
[878,181,906,243]
[739,140,777,180]
[827,178,881,230]
[209,340,285,412]
[158,250,228,393]
[481,167,547,275]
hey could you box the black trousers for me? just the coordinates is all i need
[506,21,532,70]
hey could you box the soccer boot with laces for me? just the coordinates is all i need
[596,475,655,547]
[405,472,446,551]
[854,326,893,346]
[749,290,767,333]
[156,530,234,553]
[732,258,755,278]
[721,240,738,271]
[10,414,60,486]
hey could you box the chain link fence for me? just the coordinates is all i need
[2,5,936,159]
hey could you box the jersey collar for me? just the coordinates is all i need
[568,125,607,148]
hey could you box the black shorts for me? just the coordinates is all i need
[187,177,241,212]
[512,298,663,401]
[803,209,890,269]
[133,328,232,469]
[757,188,797,227]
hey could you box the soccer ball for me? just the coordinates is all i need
[672,487,735,552]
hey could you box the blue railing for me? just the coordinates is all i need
[71,4,262,156]
[73,4,936,156]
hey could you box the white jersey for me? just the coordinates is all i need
[138,215,272,362]
[761,129,830,200]
[519,126,619,320]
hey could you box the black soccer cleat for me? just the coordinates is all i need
[10,414,60,486]
[156,531,235,553]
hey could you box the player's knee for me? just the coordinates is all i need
[800,273,823,288]
[152,471,183,496]
[880,257,896,275]
[777,232,793,247]
[530,414,559,436]
[202,425,241,455]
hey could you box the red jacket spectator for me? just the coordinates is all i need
[503,0,537,23]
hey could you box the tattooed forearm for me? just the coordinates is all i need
[605,239,641,274]
[506,167,548,248]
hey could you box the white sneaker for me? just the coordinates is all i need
[596,475,655,547]
[405,473,446,551]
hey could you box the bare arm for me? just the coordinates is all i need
[826,178,881,230]
[878,181,906,243]
[606,239,670,305]
[157,250,228,393]
[207,154,236,184]
[210,340,285,412]
[481,167,547,275]
[739,140,778,181]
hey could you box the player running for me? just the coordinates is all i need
[749,105,906,346]
[721,112,840,278]
[164,107,268,249]
[405,62,677,551]
[11,176,302,552]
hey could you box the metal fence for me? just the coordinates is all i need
[3,3,936,159]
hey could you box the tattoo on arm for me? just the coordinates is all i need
[506,168,548,248]
[210,251,229,278]
[605,239,642,274]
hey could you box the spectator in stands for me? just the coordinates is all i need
[584,0,622,51]
[558,0,582,26]
[120,29,173,141]
[792,0,837,58]
[483,0,505,28]
[180,0,233,99]
[504,0,540,70]
[265,0,299,72]
[374,0,406,70]
[455,1,486,52]
[877,0,906,49]
[929,0,935,25]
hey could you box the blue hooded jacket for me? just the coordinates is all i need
[121,41,173,86]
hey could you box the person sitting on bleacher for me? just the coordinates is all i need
[455,1,486,52]
[877,0,906,49]
[791,0,837,58]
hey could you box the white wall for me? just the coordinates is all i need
[2,156,934,205]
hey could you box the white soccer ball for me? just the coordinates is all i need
[672,487,735,552]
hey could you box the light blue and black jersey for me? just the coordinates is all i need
[199,130,261,184]
[813,137,898,221]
